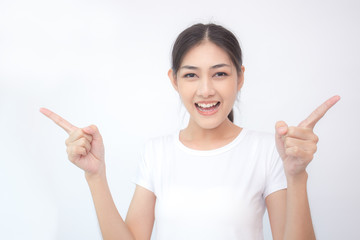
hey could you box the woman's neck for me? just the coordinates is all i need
[180,118,242,150]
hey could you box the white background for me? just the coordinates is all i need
[1,0,359,239]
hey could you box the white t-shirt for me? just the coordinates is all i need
[132,128,287,240]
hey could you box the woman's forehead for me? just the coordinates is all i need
[180,41,233,69]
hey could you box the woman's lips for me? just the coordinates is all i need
[195,102,220,116]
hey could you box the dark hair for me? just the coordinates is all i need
[171,23,243,123]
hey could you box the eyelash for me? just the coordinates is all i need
[183,72,228,78]
[184,73,196,78]
[214,72,228,77]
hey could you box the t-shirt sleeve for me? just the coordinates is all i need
[263,143,287,199]
[131,142,155,193]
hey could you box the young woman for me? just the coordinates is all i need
[40,23,340,240]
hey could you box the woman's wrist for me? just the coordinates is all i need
[85,167,107,183]
[286,171,308,187]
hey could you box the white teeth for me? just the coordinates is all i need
[197,102,218,108]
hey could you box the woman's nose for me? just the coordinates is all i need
[196,77,215,98]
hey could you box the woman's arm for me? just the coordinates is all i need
[283,173,315,239]
[40,108,155,240]
[266,174,315,240]
[125,185,156,240]
[268,96,340,239]
[86,174,156,240]
[86,173,136,240]
[266,190,286,240]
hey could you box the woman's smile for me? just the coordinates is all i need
[195,101,221,116]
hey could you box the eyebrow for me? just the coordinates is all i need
[180,63,231,70]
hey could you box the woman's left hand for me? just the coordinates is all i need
[275,96,340,180]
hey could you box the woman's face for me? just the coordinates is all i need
[169,40,244,130]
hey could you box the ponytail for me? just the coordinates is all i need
[227,109,234,123]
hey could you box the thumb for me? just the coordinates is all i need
[82,125,104,159]
[275,121,288,137]
[82,125,102,141]
[275,121,288,160]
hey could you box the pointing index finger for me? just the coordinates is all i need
[298,95,341,129]
[40,108,77,134]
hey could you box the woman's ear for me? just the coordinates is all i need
[237,65,245,91]
[168,68,178,92]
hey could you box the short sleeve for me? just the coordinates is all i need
[263,144,287,199]
[131,142,155,193]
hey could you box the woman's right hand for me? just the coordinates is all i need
[40,108,105,178]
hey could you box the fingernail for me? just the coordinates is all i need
[83,126,92,132]
[278,127,286,133]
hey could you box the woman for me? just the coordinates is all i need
[40,23,340,239]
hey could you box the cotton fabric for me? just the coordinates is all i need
[132,128,287,240]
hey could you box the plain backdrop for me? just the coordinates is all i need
[1,0,359,239]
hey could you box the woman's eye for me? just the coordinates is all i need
[184,73,196,78]
[214,72,228,77]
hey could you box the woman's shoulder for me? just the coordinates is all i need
[243,128,274,140]
[145,131,177,145]
[241,128,276,149]
[142,131,178,152]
